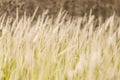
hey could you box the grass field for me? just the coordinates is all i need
[0,11,120,80]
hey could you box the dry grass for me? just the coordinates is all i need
[0,11,120,80]
[0,0,120,19]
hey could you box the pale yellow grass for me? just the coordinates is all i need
[0,11,120,80]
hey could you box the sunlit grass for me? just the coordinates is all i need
[0,11,120,80]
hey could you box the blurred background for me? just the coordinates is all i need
[0,0,119,19]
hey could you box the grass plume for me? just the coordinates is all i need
[0,11,120,80]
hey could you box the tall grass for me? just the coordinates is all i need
[0,11,120,80]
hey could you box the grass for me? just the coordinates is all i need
[0,0,120,19]
[0,11,120,80]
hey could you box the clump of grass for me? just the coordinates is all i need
[0,11,120,80]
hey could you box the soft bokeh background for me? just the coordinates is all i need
[0,0,119,19]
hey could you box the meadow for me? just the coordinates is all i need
[0,10,120,80]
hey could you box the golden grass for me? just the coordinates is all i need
[0,11,120,80]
